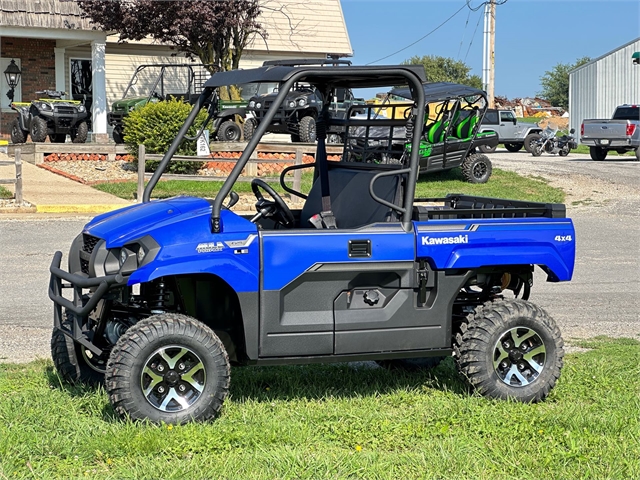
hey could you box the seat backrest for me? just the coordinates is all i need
[300,167,401,229]
[452,110,479,139]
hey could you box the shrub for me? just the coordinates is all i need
[123,98,211,174]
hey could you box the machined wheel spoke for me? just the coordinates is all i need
[511,329,536,347]
[159,387,190,411]
[493,344,509,369]
[523,345,546,373]
[142,366,164,396]
[182,363,205,392]
[505,365,528,385]
[160,347,189,369]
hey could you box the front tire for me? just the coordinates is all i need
[456,299,564,403]
[461,153,492,183]
[112,127,125,144]
[531,143,542,157]
[589,146,607,161]
[51,312,107,386]
[524,133,541,153]
[298,115,316,143]
[106,313,230,424]
[243,118,256,142]
[504,143,523,152]
[10,119,27,144]
[216,120,242,142]
[30,116,48,142]
[71,121,88,144]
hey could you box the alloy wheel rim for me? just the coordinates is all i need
[473,162,487,179]
[140,345,206,412]
[492,327,546,387]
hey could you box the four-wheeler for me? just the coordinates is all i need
[108,64,247,143]
[49,63,575,425]
[476,108,543,153]
[243,59,366,143]
[581,104,640,161]
[10,90,89,144]
[345,82,499,183]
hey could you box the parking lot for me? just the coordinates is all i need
[1,150,638,363]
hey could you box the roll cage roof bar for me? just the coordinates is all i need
[143,65,427,233]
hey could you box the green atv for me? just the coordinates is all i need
[108,64,247,143]
[10,90,89,144]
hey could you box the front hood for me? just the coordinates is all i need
[112,97,148,110]
[84,197,256,248]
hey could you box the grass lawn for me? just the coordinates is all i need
[94,168,565,204]
[0,337,638,479]
[0,185,13,199]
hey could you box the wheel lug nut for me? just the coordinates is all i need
[178,363,185,371]
[518,363,525,371]
[157,364,164,372]
[521,344,527,350]
[500,361,508,369]
[157,386,165,393]
[178,384,186,392]
[503,341,511,349]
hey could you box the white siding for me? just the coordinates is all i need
[569,38,640,137]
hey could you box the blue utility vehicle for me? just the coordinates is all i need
[49,64,575,424]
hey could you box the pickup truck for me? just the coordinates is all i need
[581,105,640,161]
[476,109,542,153]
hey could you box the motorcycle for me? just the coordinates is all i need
[531,126,577,157]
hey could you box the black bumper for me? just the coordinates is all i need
[108,112,126,126]
[49,251,127,354]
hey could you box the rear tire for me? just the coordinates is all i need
[478,144,497,154]
[30,116,48,142]
[10,119,27,144]
[216,120,242,142]
[524,133,541,153]
[504,143,523,152]
[461,153,492,183]
[243,118,256,142]
[71,121,88,144]
[298,116,316,143]
[589,146,607,161]
[635,147,640,161]
[531,143,542,157]
[51,312,107,386]
[455,299,564,403]
[106,313,230,424]
[558,145,570,157]
[112,127,125,144]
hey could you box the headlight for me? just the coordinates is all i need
[137,244,146,263]
[249,101,255,108]
[77,105,86,113]
[297,98,307,107]
[40,102,52,111]
[101,235,160,275]
[288,101,296,108]
[119,249,128,267]
[255,102,262,109]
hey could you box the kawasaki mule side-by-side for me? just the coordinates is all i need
[49,64,575,424]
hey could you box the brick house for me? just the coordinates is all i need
[0,0,352,142]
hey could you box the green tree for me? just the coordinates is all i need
[402,55,482,89]
[538,57,591,109]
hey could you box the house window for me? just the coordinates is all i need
[70,58,92,102]
[1,58,22,110]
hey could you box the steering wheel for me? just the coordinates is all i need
[251,178,295,228]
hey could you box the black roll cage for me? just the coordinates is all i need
[143,66,427,233]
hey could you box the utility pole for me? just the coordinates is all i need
[482,0,496,108]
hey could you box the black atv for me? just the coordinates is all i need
[243,59,365,143]
[10,90,89,144]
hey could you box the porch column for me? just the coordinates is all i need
[54,47,66,93]
[91,39,108,143]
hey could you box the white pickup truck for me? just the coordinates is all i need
[581,105,640,161]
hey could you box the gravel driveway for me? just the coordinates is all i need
[0,149,638,363]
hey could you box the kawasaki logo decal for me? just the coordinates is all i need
[196,242,225,253]
[421,234,469,246]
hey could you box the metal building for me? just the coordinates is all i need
[569,38,640,136]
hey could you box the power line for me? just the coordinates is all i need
[457,7,473,60]
[463,9,484,63]
[366,2,468,65]
[366,0,509,66]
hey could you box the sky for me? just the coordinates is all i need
[341,0,640,99]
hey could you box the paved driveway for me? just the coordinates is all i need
[0,151,638,362]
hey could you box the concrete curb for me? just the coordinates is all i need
[35,204,127,214]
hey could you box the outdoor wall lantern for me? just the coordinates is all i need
[4,59,22,101]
